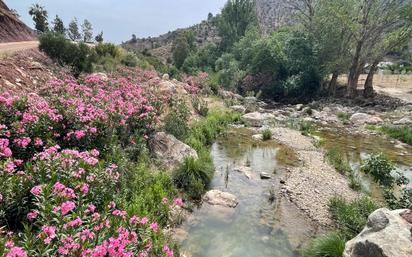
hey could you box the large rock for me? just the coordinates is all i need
[203,190,238,208]
[242,112,275,127]
[150,132,198,169]
[344,208,412,257]
[230,105,246,113]
[350,113,383,125]
[394,117,412,125]
[244,96,257,112]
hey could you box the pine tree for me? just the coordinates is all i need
[67,18,81,41]
[52,15,65,35]
[82,19,93,42]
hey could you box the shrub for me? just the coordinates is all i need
[381,126,412,145]
[361,153,407,188]
[173,157,214,199]
[164,98,190,140]
[304,233,345,257]
[299,121,314,136]
[262,129,272,141]
[337,112,351,124]
[329,196,379,239]
[121,52,139,67]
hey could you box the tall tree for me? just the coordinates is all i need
[217,0,258,51]
[67,18,81,41]
[172,34,190,69]
[52,15,65,35]
[28,4,49,33]
[347,0,412,97]
[82,19,93,42]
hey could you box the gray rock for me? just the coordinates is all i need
[344,208,412,257]
[350,113,383,125]
[260,172,271,179]
[244,96,258,112]
[234,166,255,179]
[394,117,412,125]
[203,190,238,208]
[242,112,275,127]
[150,132,198,170]
[230,105,246,113]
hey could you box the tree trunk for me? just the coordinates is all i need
[363,60,379,98]
[329,71,339,97]
[347,42,363,98]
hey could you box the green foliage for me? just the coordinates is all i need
[164,98,190,140]
[215,53,245,90]
[67,18,81,41]
[172,34,190,69]
[28,4,49,33]
[262,129,272,141]
[173,156,214,199]
[337,112,351,124]
[384,188,412,210]
[217,0,257,51]
[299,120,314,136]
[326,148,352,174]
[121,52,139,67]
[52,15,65,34]
[182,43,220,74]
[118,161,176,226]
[304,233,345,257]
[39,32,94,76]
[95,31,104,43]
[381,126,412,145]
[329,197,379,239]
[81,19,93,42]
[361,153,407,188]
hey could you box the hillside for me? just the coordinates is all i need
[0,0,36,43]
[122,0,296,62]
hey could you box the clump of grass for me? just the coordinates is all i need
[381,125,412,145]
[348,171,362,191]
[337,112,351,124]
[329,196,379,239]
[276,146,299,167]
[262,129,272,141]
[299,121,314,136]
[325,147,351,175]
[304,232,346,257]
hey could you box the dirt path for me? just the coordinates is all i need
[374,85,412,104]
[0,41,39,55]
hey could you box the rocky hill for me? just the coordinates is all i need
[122,0,296,62]
[0,0,36,43]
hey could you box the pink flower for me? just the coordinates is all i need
[60,201,76,215]
[2,147,12,157]
[140,217,148,225]
[74,130,86,140]
[38,225,56,245]
[5,240,14,248]
[30,185,42,196]
[89,127,97,134]
[34,138,43,146]
[174,198,184,207]
[6,246,27,257]
[150,223,158,232]
[0,193,3,202]
[27,211,38,221]
[13,137,31,148]
[80,184,89,194]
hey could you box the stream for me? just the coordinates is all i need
[179,121,412,257]
[179,128,311,257]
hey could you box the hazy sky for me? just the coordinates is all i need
[5,0,226,43]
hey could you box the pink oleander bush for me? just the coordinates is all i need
[0,74,179,256]
[0,147,178,256]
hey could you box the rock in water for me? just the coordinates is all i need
[350,113,383,125]
[344,208,412,257]
[203,190,238,208]
[149,132,198,170]
[260,172,271,179]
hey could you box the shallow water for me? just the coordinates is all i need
[315,127,412,187]
[180,129,303,257]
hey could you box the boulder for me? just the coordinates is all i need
[203,190,238,208]
[244,96,257,112]
[91,72,108,81]
[344,208,412,257]
[230,105,246,113]
[394,117,412,125]
[350,113,383,125]
[260,172,271,179]
[242,112,275,127]
[150,132,198,170]
[252,134,263,141]
[162,73,170,80]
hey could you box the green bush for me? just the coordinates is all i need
[337,112,351,124]
[164,98,190,140]
[262,129,272,140]
[381,126,412,145]
[121,52,139,67]
[173,157,214,199]
[304,233,345,257]
[329,196,379,239]
[361,153,407,188]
